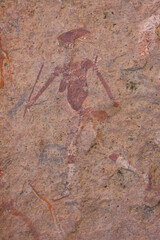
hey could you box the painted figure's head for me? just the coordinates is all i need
[57,28,91,63]
[57,28,90,45]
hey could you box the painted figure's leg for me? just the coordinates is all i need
[87,108,109,149]
[73,120,86,145]
[91,119,104,148]
[66,117,86,193]
[67,118,85,164]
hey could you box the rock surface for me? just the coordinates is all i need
[0,0,160,239]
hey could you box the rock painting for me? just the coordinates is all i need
[24,28,119,164]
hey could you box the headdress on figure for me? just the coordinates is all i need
[58,28,90,44]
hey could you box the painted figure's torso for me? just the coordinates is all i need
[59,59,93,111]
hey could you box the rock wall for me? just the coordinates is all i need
[0,0,160,239]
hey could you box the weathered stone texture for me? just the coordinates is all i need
[0,0,160,239]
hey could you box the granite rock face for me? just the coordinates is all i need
[0,1,160,239]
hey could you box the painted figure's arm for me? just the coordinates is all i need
[93,60,119,107]
[59,77,67,92]
[29,73,57,105]
[24,65,62,117]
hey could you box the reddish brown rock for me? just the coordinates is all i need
[1,0,160,239]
